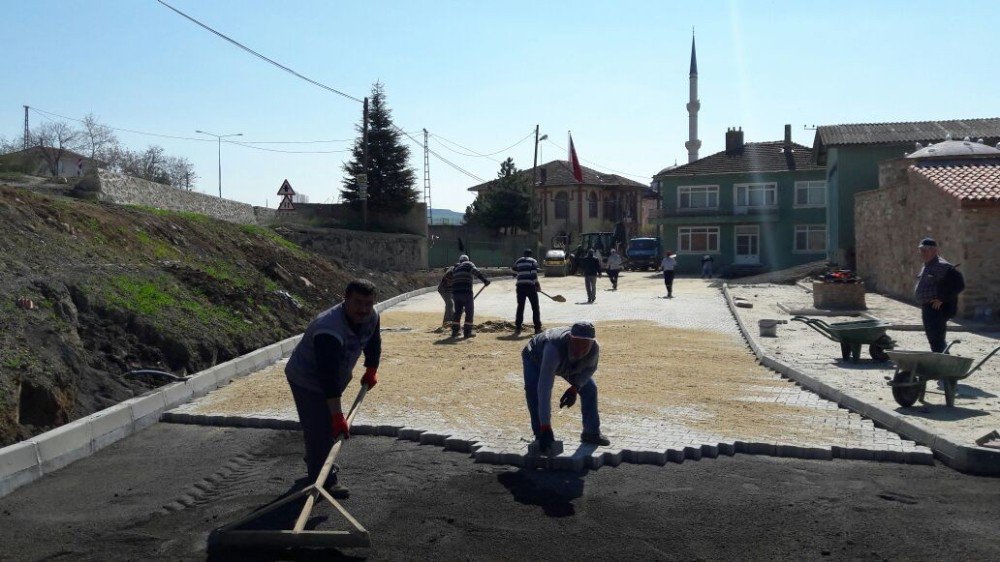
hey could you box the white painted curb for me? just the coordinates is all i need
[0,283,442,498]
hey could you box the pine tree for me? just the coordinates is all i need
[341,82,419,214]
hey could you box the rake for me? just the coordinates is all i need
[210,383,372,549]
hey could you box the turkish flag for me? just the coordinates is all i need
[568,133,584,184]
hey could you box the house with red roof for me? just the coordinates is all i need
[854,138,1000,319]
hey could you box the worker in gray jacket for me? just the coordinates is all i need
[285,279,381,498]
[521,321,610,454]
[451,254,490,338]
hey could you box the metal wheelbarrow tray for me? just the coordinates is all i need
[886,342,1000,407]
[791,316,895,362]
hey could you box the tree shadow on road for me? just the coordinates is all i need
[497,468,588,518]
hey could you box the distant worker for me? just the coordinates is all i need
[521,321,610,455]
[701,254,714,279]
[660,250,677,298]
[284,279,381,499]
[512,249,543,335]
[579,249,602,303]
[606,249,623,290]
[437,265,455,328]
[914,238,964,353]
[451,254,490,338]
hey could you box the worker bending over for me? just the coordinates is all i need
[521,321,610,454]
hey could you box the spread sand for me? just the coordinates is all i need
[191,311,846,443]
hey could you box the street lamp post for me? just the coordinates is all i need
[196,130,242,198]
[532,128,548,250]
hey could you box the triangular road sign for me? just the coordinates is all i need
[278,197,295,210]
[277,179,296,196]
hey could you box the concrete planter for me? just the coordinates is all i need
[813,281,867,310]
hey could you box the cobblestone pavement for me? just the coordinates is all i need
[728,282,1000,449]
[168,274,933,468]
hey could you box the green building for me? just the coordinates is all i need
[651,126,826,276]
[812,118,1000,265]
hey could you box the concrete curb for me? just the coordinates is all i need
[723,283,1000,475]
[0,284,441,499]
[161,413,934,470]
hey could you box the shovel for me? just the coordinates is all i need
[540,290,566,303]
[473,283,488,300]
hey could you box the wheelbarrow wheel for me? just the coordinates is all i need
[891,371,923,408]
[942,378,957,407]
[869,343,890,362]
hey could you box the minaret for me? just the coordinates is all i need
[684,30,701,163]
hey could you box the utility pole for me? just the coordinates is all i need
[23,105,30,150]
[361,97,369,229]
[423,128,432,226]
[195,130,242,198]
[531,124,545,250]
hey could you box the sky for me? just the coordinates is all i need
[3,0,998,212]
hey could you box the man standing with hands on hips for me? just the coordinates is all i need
[285,279,381,498]
[914,237,964,353]
[521,321,610,455]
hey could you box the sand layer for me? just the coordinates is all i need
[191,311,847,443]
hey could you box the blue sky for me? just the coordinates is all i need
[3,1,997,212]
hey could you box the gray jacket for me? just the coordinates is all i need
[523,327,600,425]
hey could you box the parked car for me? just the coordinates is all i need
[543,249,569,276]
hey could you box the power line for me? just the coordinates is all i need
[431,130,535,159]
[398,127,485,183]
[156,0,364,104]
[542,137,650,181]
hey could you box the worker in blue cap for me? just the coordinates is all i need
[520,321,610,454]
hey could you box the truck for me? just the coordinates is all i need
[625,237,661,270]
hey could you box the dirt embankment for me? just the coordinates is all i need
[0,184,436,445]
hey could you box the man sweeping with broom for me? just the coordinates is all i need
[285,279,381,499]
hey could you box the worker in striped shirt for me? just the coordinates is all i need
[451,255,490,338]
[512,249,543,335]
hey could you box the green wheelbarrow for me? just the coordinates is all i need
[791,316,895,362]
[886,341,1000,408]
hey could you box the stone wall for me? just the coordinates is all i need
[276,225,427,271]
[96,170,276,226]
[855,160,998,319]
[276,202,427,236]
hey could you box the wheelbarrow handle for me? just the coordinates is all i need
[942,339,962,355]
[967,345,1000,377]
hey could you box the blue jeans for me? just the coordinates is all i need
[288,380,337,485]
[522,351,600,436]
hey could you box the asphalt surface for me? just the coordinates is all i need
[1,423,998,561]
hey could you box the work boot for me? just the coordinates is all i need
[513,326,522,336]
[322,464,350,499]
[463,325,475,339]
[450,325,460,338]
[580,432,611,446]
[534,326,543,335]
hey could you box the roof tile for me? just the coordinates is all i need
[655,141,821,177]
[910,159,1000,203]
[817,118,1000,147]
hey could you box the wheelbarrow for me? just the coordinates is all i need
[886,341,1000,408]
[791,316,895,362]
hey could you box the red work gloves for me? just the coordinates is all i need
[331,412,350,440]
[559,385,579,408]
[362,367,378,389]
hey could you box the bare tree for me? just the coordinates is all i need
[80,113,118,162]
[0,135,19,155]
[163,156,198,189]
[32,121,84,176]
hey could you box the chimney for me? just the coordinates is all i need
[725,127,744,156]
[784,124,792,150]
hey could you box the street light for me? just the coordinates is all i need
[196,130,242,198]
[532,128,549,250]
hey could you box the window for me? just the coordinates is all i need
[554,191,569,220]
[678,185,719,210]
[603,195,618,220]
[794,224,826,252]
[678,226,720,253]
[588,192,598,218]
[794,181,826,207]
[734,183,777,208]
